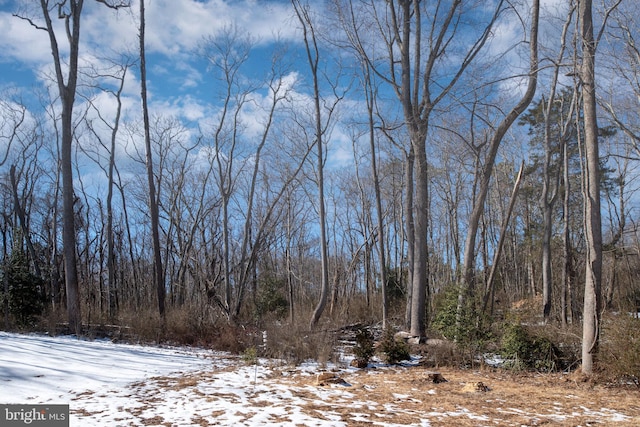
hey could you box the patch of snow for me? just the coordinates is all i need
[0,332,212,403]
[1,332,637,426]
[483,353,506,367]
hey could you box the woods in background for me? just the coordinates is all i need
[1,0,639,378]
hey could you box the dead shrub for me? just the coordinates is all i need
[117,308,165,343]
[113,305,249,352]
[600,314,640,386]
[258,313,339,366]
[412,338,461,368]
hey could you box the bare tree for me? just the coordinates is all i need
[458,0,539,330]
[138,0,164,321]
[15,0,129,335]
[1,99,47,327]
[81,57,133,318]
[0,100,43,279]
[336,0,516,337]
[338,9,390,326]
[482,161,525,315]
[539,6,577,322]
[292,0,335,329]
[579,0,602,376]
[199,26,254,316]
[574,0,622,375]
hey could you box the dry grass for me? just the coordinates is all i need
[108,353,640,426]
[277,365,640,426]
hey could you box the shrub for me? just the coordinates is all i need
[500,323,561,372]
[2,249,46,327]
[431,285,492,363]
[352,326,375,368]
[378,326,410,364]
[242,346,258,365]
[260,315,338,365]
[600,314,640,386]
[254,277,288,321]
[431,286,460,341]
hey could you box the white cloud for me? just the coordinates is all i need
[2,1,295,66]
[135,0,294,56]
[0,9,56,63]
[149,94,212,125]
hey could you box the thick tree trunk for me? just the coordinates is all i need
[404,146,415,330]
[410,135,429,338]
[579,0,602,376]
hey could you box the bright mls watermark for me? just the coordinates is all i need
[1,404,69,426]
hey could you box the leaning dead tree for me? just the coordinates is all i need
[458,0,539,332]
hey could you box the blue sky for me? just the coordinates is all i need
[0,0,380,176]
[0,0,298,123]
[0,0,577,179]
[3,0,634,259]
[0,0,558,211]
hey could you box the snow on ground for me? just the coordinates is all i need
[0,332,212,403]
[1,332,638,426]
[0,332,375,426]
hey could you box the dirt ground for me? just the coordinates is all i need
[277,364,640,426]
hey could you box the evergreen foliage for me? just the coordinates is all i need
[352,326,375,368]
[500,323,561,372]
[254,277,288,321]
[2,248,46,327]
[432,285,492,353]
[378,325,410,365]
[385,267,406,303]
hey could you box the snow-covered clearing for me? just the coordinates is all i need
[1,331,639,426]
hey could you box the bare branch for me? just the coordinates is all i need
[94,0,131,9]
[12,13,48,31]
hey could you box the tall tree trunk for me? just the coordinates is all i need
[483,161,525,314]
[561,136,574,326]
[292,0,330,330]
[106,66,127,319]
[366,81,388,328]
[404,146,415,330]
[139,0,165,320]
[579,0,602,376]
[410,133,429,338]
[542,7,575,322]
[35,0,84,335]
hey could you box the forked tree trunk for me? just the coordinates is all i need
[35,0,85,336]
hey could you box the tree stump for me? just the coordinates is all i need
[425,371,448,383]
